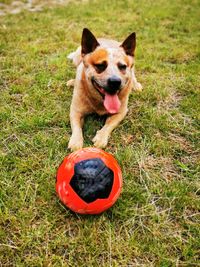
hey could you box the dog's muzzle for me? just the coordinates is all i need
[91,76,122,96]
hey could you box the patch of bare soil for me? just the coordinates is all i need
[0,0,87,16]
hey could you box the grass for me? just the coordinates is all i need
[0,0,200,266]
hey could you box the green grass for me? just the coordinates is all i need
[0,0,200,266]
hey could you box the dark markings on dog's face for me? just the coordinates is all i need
[93,61,107,73]
[117,62,127,73]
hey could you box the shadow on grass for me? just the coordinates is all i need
[83,113,107,146]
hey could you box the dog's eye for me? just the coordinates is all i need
[94,62,107,73]
[118,63,127,71]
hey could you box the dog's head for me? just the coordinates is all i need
[81,28,136,114]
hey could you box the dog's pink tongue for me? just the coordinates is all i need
[104,92,121,114]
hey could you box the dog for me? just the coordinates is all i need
[67,28,142,151]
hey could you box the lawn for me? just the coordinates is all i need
[0,0,200,266]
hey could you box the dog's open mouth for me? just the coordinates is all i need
[91,78,121,114]
[92,78,106,97]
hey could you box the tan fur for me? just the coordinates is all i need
[67,32,142,151]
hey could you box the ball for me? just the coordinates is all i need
[56,147,122,214]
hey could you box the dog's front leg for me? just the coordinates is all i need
[68,109,84,151]
[93,109,128,148]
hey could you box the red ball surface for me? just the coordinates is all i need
[56,147,122,214]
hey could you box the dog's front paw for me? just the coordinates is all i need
[68,135,83,151]
[133,82,143,92]
[92,131,108,149]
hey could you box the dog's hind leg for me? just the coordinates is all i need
[67,47,82,67]
[132,69,143,92]
[67,79,75,87]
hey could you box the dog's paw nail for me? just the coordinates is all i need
[68,143,83,151]
[68,137,83,151]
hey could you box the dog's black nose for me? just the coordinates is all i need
[107,76,121,93]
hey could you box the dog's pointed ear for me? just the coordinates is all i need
[120,32,136,56]
[81,28,100,56]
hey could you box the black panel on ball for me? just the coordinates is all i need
[70,158,114,203]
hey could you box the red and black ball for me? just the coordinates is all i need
[56,148,122,214]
